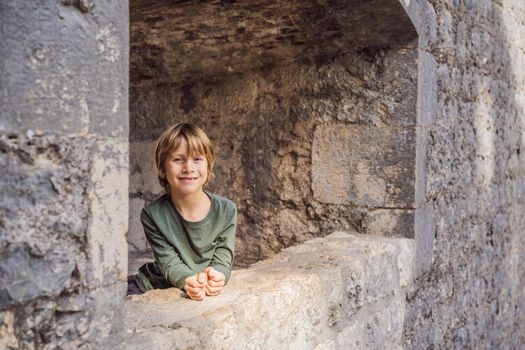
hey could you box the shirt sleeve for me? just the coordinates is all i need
[141,208,195,290]
[210,204,237,284]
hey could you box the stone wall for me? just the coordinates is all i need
[1,0,523,348]
[403,0,525,348]
[0,1,129,348]
[126,232,414,349]
[128,0,418,268]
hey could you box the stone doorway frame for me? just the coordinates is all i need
[126,0,433,273]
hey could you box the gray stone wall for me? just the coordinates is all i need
[403,0,525,348]
[129,1,418,268]
[126,232,414,350]
[0,1,129,349]
[1,0,523,348]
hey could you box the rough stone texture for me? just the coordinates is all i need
[312,124,415,208]
[0,1,129,348]
[128,0,419,267]
[0,284,126,350]
[1,0,522,348]
[87,140,129,287]
[0,3,128,138]
[126,232,414,349]
[0,135,91,307]
[402,0,525,348]
[129,0,416,85]
[363,209,415,238]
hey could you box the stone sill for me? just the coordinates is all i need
[126,232,414,349]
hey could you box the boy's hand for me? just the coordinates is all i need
[204,267,225,296]
[184,272,208,301]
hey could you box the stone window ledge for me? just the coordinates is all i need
[126,232,414,349]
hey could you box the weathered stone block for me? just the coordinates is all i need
[86,140,128,287]
[417,49,437,127]
[0,1,129,138]
[414,203,434,276]
[87,284,127,350]
[363,209,415,237]
[312,123,415,208]
[381,44,418,127]
[0,135,94,308]
[1,1,129,348]
[0,245,76,308]
[363,298,405,349]
[126,232,414,349]
[0,134,92,247]
[396,238,415,289]
[4,284,126,349]
[361,242,399,303]
[415,125,429,208]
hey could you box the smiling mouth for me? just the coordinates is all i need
[178,177,198,181]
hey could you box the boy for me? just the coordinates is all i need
[127,122,237,301]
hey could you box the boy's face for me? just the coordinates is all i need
[164,138,208,197]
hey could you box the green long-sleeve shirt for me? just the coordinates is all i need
[137,192,237,291]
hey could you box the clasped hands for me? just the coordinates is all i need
[183,267,225,301]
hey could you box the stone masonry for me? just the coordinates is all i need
[0,1,129,349]
[128,0,419,269]
[402,0,525,347]
[126,232,414,350]
[0,0,523,349]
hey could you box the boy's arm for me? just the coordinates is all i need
[209,206,237,284]
[141,208,195,290]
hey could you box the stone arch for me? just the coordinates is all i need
[127,0,421,272]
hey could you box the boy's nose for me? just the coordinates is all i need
[181,161,195,172]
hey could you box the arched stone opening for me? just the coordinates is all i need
[128,0,418,272]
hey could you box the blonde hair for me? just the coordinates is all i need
[155,122,215,191]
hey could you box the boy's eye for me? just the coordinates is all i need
[194,156,204,162]
[173,158,184,163]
